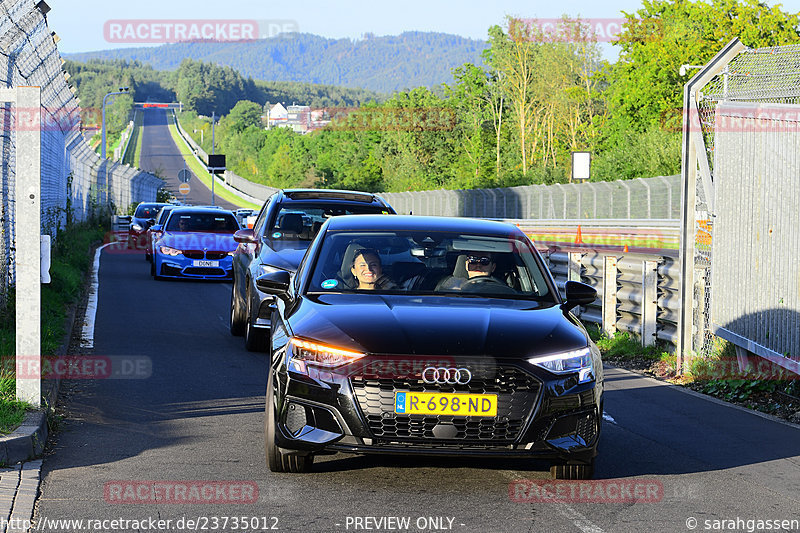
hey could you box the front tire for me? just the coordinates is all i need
[265,371,313,473]
[244,288,268,352]
[550,459,595,480]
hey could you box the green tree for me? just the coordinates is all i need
[221,100,263,134]
[604,0,800,140]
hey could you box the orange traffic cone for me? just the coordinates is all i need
[623,244,629,253]
[575,225,584,244]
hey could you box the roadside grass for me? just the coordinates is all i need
[133,114,145,168]
[165,112,260,210]
[122,110,143,167]
[587,325,666,361]
[587,323,800,420]
[0,220,106,432]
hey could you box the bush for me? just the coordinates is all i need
[0,221,105,430]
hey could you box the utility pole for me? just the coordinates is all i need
[211,111,216,206]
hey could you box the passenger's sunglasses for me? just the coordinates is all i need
[467,255,493,266]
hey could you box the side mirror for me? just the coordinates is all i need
[234,228,257,244]
[256,270,291,300]
[146,218,156,227]
[562,280,597,312]
[151,224,163,232]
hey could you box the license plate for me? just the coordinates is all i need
[394,391,497,417]
[192,260,219,267]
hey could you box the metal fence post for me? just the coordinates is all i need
[602,255,618,337]
[692,267,709,360]
[15,86,42,407]
[641,260,659,347]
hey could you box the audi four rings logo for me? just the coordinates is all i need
[422,367,472,385]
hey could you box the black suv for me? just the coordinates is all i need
[259,215,602,477]
[230,189,395,351]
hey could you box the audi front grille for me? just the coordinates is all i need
[350,365,542,444]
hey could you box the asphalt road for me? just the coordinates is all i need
[32,248,800,533]
[138,108,238,210]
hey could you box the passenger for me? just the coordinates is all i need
[350,249,396,290]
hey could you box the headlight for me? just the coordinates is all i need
[131,224,143,232]
[528,347,594,383]
[159,246,182,256]
[288,337,365,373]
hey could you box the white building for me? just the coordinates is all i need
[267,103,288,128]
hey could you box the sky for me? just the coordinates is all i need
[46,0,793,60]
[45,0,652,57]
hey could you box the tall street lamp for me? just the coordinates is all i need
[102,87,130,159]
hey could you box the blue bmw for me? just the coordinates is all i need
[151,207,240,280]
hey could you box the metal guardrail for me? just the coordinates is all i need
[545,249,680,348]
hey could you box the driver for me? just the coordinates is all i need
[436,252,499,291]
[465,253,496,279]
[350,248,397,290]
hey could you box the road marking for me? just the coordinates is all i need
[602,412,616,425]
[500,470,606,533]
[558,505,606,533]
[80,243,113,348]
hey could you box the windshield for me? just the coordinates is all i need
[165,212,240,232]
[269,203,391,242]
[156,207,174,224]
[307,229,553,300]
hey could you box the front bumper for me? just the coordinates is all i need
[271,355,602,462]
[154,253,234,279]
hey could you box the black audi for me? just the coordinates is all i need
[260,215,603,479]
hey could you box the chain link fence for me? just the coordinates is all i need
[683,40,800,373]
[380,175,680,219]
[0,0,163,307]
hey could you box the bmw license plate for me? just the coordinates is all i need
[192,260,219,267]
[394,391,497,417]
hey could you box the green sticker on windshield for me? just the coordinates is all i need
[272,232,282,239]
[321,279,338,289]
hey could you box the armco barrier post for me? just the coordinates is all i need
[568,252,583,318]
[641,260,659,347]
[15,86,42,407]
[602,255,618,337]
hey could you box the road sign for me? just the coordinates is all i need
[207,154,226,174]
[178,169,191,183]
[179,183,190,195]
